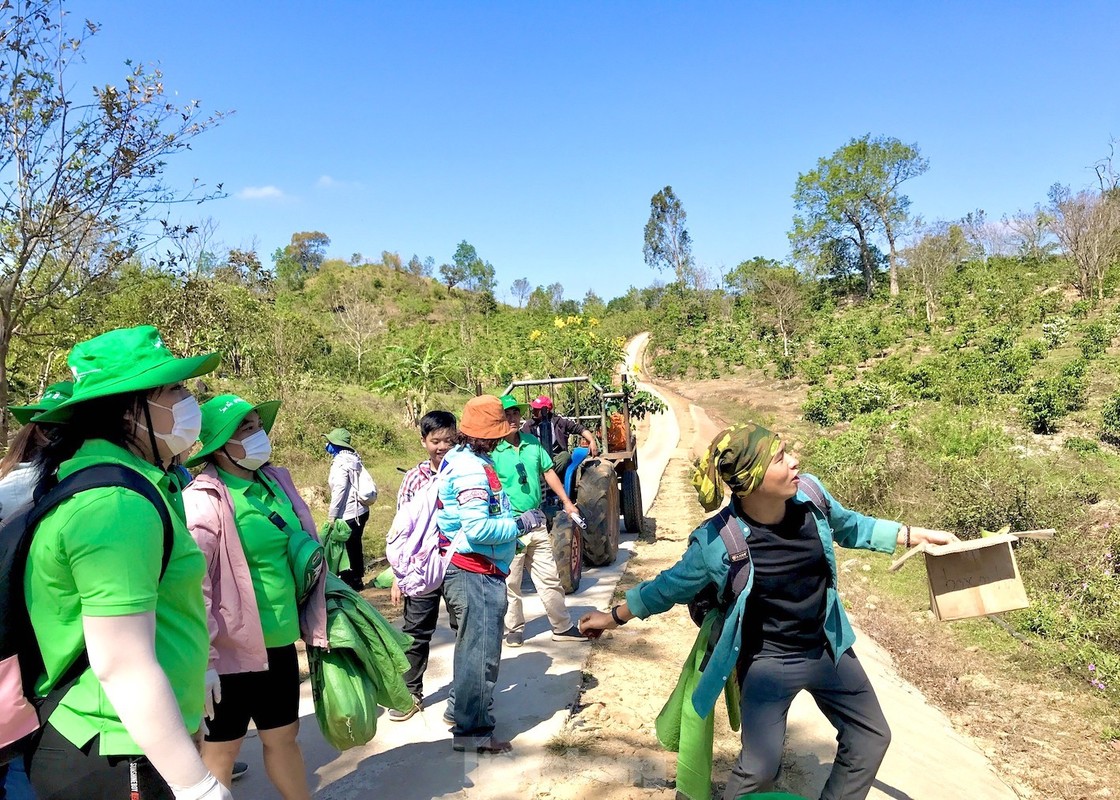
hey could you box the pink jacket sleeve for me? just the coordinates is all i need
[183,487,223,670]
[264,466,329,649]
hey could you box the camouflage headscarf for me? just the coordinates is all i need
[690,423,782,512]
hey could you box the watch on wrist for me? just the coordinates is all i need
[610,605,628,626]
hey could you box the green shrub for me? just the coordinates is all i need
[1021,380,1068,433]
[1070,299,1092,319]
[1066,437,1100,454]
[1078,321,1114,360]
[1100,391,1120,445]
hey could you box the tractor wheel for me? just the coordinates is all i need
[550,510,583,594]
[579,460,620,567]
[621,468,643,534]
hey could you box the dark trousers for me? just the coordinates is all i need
[27,724,172,800]
[723,647,891,800]
[401,586,457,698]
[551,450,571,480]
[340,511,369,590]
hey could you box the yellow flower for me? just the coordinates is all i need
[553,317,566,329]
[529,329,543,341]
[588,317,599,327]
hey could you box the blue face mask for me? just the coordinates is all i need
[326,443,340,457]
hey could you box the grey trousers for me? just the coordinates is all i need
[722,647,891,800]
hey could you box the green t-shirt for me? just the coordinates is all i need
[216,468,301,648]
[25,439,208,755]
[491,433,554,514]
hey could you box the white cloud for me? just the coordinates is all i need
[236,185,286,200]
[315,175,362,191]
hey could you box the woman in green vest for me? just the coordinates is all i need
[24,326,230,800]
[182,395,327,800]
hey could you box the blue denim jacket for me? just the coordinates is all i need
[624,474,900,717]
[435,445,520,574]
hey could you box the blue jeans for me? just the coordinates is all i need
[2,757,38,800]
[441,565,507,738]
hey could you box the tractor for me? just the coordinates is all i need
[503,375,644,594]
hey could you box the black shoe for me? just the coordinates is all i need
[552,626,589,642]
[231,761,248,781]
[452,736,512,754]
[504,631,523,647]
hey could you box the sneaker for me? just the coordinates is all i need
[452,736,512,754]
[504,631,523,648]
[231,761,248,782]
[389,695,422,722]
[551,626,589,642]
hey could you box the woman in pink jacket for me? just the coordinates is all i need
[182,395,327,799]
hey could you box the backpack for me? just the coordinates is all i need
[0,464,173,765]
[355,464,378,507]
[383,466,465,597]
[686,475,832,627]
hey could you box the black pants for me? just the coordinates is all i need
[400,586,460,697]
[723,647,891,800]
[28,723,172,800]
[340,512,369,590]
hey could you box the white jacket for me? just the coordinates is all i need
[328,449,367,521]
[0,462,41,521]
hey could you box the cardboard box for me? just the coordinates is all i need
[921,534,1029,621]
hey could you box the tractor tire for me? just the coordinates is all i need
[621,468,643,534]
[550,511,583,594]
[579,460,620,567]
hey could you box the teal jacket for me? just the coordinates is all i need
[624,474,900,718]
[434,445,520,574]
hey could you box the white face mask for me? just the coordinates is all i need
[145,395,203,458]
[228,429,272,471]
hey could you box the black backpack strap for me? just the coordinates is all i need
[713,507,752,601]
[26,464,175,716]
[798,475,831,517]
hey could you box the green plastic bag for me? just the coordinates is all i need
[320,519,352,575]
[309,646,380,750]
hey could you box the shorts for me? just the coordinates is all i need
[204,643,300,742]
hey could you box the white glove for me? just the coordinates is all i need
[203,668,222,720]
[169,773,234,800]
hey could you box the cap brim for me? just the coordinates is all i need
[184,399,281,467]
[8,405,42,426]
[34,352,220,423]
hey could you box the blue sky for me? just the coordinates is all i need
[79,1,1119,301]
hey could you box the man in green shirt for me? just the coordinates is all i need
[491,395,589,645]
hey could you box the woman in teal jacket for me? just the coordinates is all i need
[580,423,956,800]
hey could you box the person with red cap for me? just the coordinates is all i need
[521,395,600,478]
[435,395,545,754]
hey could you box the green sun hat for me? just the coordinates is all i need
[499,394,529,415]
[34,326,220,423]
[324,428,352,447]
[184,394,281,468]
[8,381,74,426]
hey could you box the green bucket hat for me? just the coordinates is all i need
[499,394,529,416]
[324,427,352,447]
[9,381,74,426]
[184,394,281,468]
[35,326,220,423]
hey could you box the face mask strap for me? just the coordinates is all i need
[141,399,166,470]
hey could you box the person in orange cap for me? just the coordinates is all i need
[434,395,545,755]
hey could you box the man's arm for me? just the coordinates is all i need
[542,468,577,515]
[559,415,599,456]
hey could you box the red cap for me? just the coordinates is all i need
[529,395,553,410]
